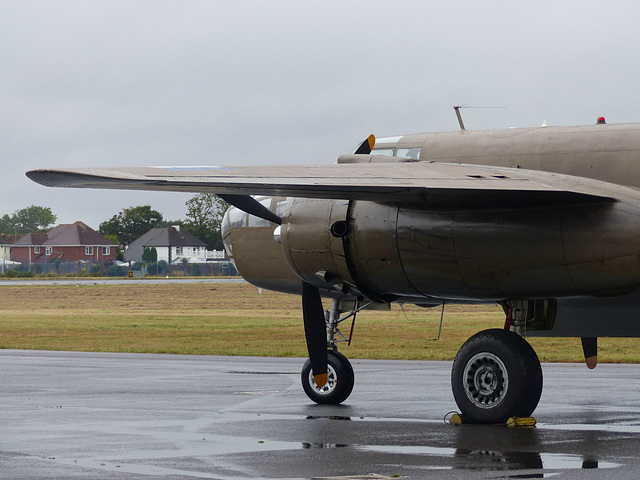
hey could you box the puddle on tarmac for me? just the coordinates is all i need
[210,413,624,473]
[538,422,640,434]
[356,445,622,471]
[306,415,352,421]
[207,434,622,473]
[302,442,349,449]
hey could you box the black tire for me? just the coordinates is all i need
[451,329,543,424]
[301,350,355,404]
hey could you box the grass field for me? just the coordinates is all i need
[1,281,639,363]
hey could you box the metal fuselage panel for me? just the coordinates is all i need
[401,123,640,190]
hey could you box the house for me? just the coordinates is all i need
[0,236,10,261]
[11,221,116,266]
[123,225,207,264]
[0,234,21,260]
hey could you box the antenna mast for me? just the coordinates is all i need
[453,105,506,131]
[453,105,466,131]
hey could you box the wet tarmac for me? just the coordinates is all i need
[2,351,640,479]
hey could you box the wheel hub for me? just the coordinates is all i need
[462,352,508,409]
[309,364,338,395]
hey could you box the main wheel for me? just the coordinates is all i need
[301,350,355,404]
[451,329,543,424]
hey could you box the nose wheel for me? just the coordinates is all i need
[451,329,543,424]
[301,350,354,404]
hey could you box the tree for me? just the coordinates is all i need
[0,205,57,233]
[182,194,230,251]
[99,205,167,246]
[103,234,124,261]
[0,214,12,233]
[142,247,158,262]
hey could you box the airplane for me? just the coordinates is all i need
[26,117,640,424]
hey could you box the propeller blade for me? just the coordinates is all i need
[302,281,328,387]
[218,194,282,225]
[354,134,376,155]
[581,337,598,369]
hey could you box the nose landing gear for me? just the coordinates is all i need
[301,350,354,404]
[301,298,365,405]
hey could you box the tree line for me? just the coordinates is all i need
[0,205,57,234]
[0,194,229,251]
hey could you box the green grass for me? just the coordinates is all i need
[0,282,639,363]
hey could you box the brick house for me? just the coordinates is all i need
[12,221,117,266]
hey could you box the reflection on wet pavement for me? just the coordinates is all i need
[199,412,625,475]
[352,445,621,472]
[306,415,353,421]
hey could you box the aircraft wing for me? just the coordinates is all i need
[27,162,617,207]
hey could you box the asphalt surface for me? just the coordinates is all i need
[2,351,640,479]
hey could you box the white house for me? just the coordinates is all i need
[123,226,208,264]
[0,237,10,261]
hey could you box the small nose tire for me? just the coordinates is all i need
[301,350,354,404]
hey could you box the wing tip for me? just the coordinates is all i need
[26,169,50,186]
[26,169,91,188]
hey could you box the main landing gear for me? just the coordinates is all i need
[451,328,543,424]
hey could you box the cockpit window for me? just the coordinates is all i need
[371,148,394,156]
[226,206,246,228]
[397,147,421,160]
[275,199,290,218]
[247,198,273,227]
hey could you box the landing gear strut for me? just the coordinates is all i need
[451,329,543,424]
[301,298,366,405]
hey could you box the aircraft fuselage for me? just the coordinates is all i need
[371,123,640,190]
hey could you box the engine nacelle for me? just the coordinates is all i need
[359,201,640,300]
[221,197,301,295]
[280,198,356,294]
[223,195,640,302]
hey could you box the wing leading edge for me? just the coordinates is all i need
[27,160,618,208]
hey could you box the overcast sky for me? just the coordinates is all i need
[2,1,639,229]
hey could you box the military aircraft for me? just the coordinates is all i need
[27,119,640,424]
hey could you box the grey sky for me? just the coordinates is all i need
[2,1,639,229]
